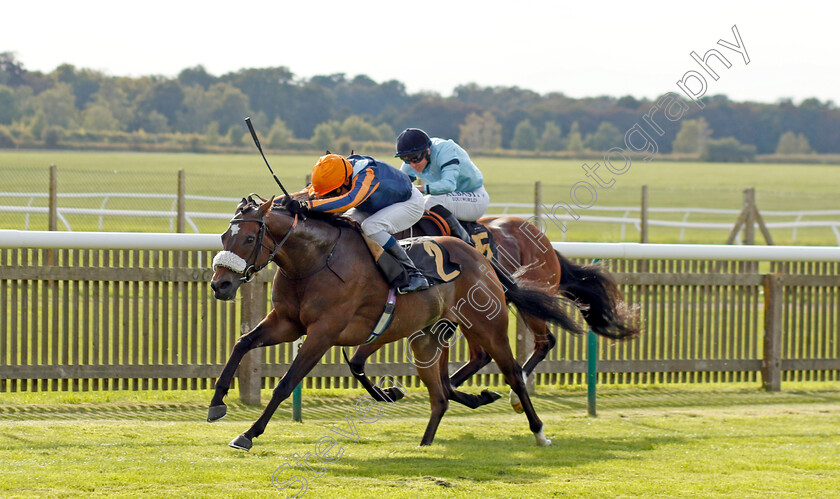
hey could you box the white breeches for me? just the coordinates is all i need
[345,188,425,246]
[423,186,489,222]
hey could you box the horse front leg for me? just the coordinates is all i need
[208,310,300,422]
[229,334,333,451]
[343,345,405,403]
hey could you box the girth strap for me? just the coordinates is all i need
[362,287,398,345]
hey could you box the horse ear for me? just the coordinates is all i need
[259,196,275,216]
[325,150,331,155]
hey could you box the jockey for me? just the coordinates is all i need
[283,153,430,294]
[395,128,489,246]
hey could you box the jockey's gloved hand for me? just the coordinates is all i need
[285,199,309,215]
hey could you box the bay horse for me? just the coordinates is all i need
[208,196,583,450]
[348,214,640,411]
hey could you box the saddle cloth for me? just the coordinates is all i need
[400,237,461,286]
[407,210,498,261]
[362,235,461,289]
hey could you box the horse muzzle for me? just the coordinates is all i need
[211,251,250,300]
[210,272,241,301]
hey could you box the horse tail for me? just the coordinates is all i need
[489,259,585,336]
[555,250,641,340]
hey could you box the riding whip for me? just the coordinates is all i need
[244,117,292,199]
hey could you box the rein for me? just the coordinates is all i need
[277,226,343,281]
[224,211,343,283]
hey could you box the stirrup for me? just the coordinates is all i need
[398,274,429,294]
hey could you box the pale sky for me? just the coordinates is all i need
[3,0,837,104]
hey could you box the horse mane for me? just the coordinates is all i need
[289,208,362,231]
[245,194,362,232]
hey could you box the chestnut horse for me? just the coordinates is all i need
[208,196,584,450]
[348,214,640,411]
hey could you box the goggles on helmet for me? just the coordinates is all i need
[400,151,426,164]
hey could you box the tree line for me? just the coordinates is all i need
[0,52,835,160]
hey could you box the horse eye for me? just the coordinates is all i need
[245,235,256,244]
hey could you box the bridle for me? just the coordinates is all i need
[220,210,342,283]
[227,214,297,282]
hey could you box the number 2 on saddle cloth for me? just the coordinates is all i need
[395,209,498,260]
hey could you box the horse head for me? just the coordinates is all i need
[210,195,285,300]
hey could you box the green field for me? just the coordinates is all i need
[1,151,839,244]
[1,384,839,497]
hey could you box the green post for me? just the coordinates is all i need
[586,258,600,417]
[587,330,598,417]
[292,384,302,422]
[292,338,303,422]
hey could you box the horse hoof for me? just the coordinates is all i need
[207,405,227,422]
[535,429,552,446]
[481,389,502,403]
[229,433,253,451]
[509,390,524,413]
[385,387,405,402]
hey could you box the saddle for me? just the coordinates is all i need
[404,208,498,261]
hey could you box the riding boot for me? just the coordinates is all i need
[386,244,430,294]
[443,213,474,246]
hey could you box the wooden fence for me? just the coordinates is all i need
[2,246,839,399]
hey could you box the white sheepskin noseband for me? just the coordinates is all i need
[213,251,248,274]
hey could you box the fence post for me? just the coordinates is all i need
[48,164,57,266]
[534,181,542,229]
[640,185,648,243]
[177,169,186,233]
[762,273,783,391]
[516,313,536,394]
[49,164,58,231]
[238,280,264,405]
[744,187,755,245]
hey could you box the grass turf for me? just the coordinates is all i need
[1,383,839,498]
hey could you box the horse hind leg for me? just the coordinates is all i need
[438,344,501,409]
[462,321,552,447]
[442,318,492,389]
[500,356,552,446]
[449,343,492,388]
[510,317,557,413]
[408,328,450,446]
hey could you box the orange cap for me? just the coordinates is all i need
[310,154,352,196]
